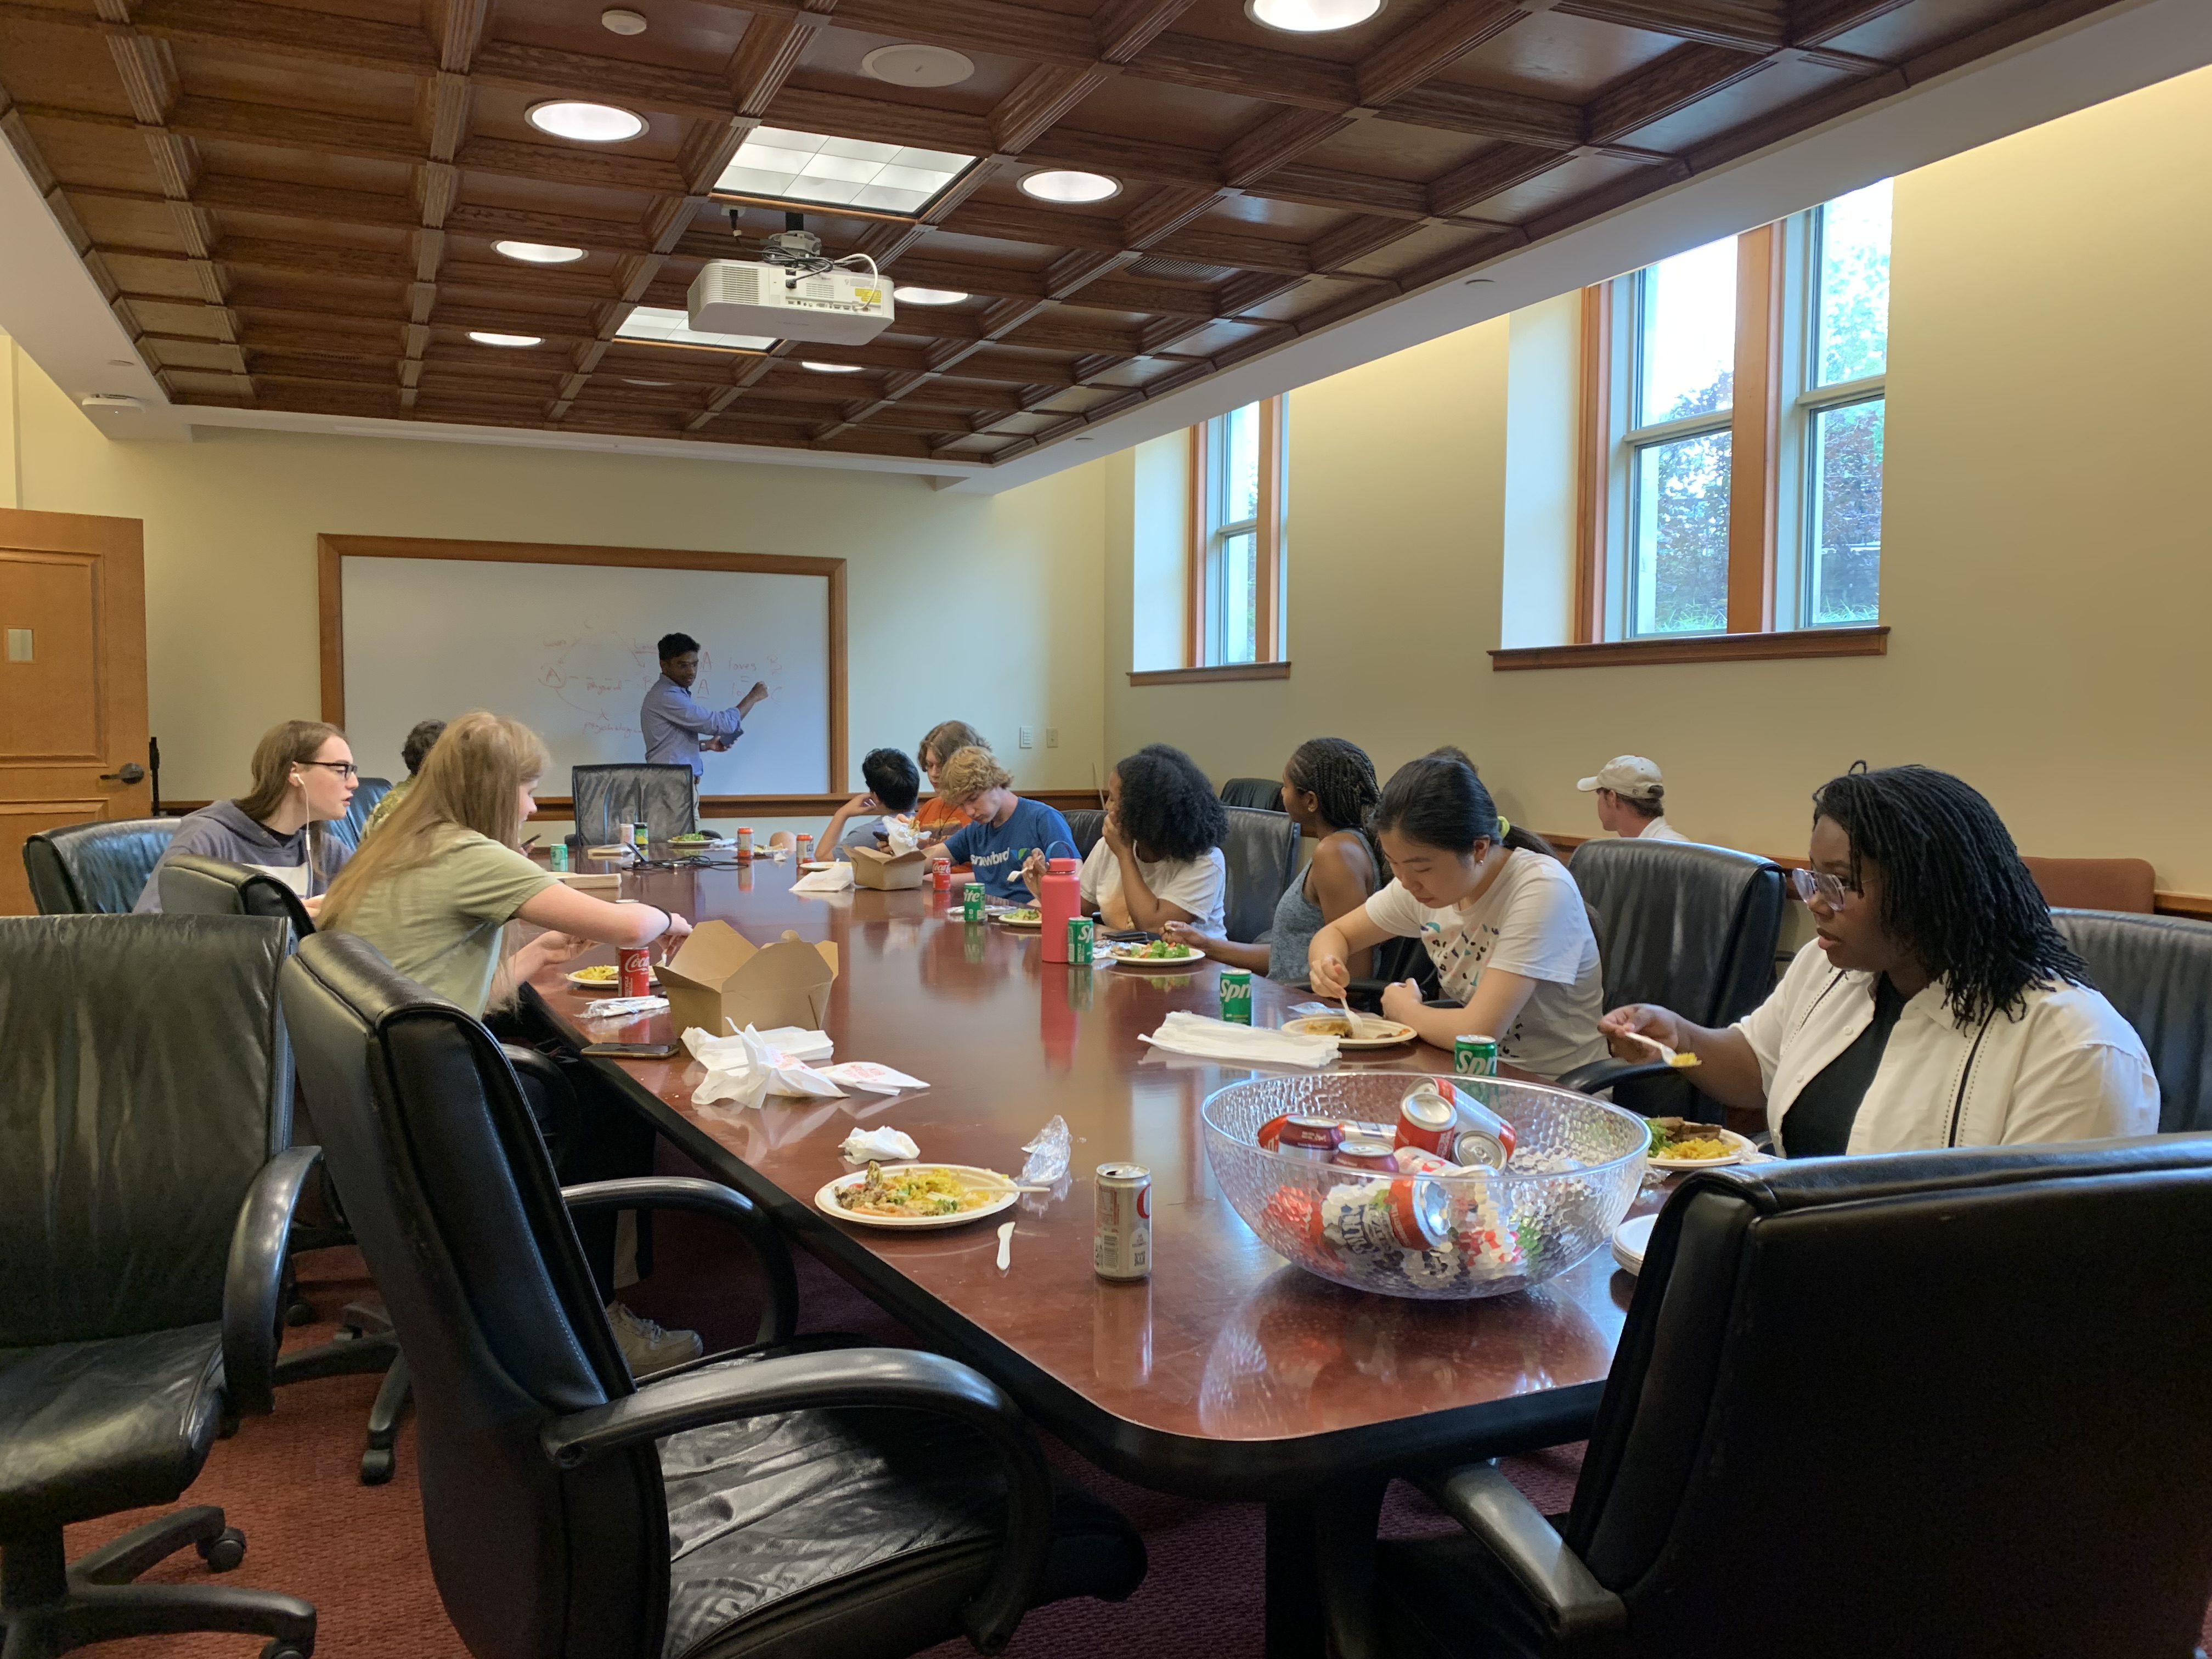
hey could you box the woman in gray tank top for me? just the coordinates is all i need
[1162,738,1383,986]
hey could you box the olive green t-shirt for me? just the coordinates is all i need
[337,830,557,1015]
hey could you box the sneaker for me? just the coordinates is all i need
[605,1300,703,1378]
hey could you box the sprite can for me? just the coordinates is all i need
[1220,968,1252,1024]
[962,881,986,922]
[1068,916,1094,966]
[1454,1034,1499,1076]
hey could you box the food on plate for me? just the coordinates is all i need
[835,1161,1003,1218]
[1647,1117,1734,1160]
[670,832,717,844]
[1108,939,1199,961]
[1302,1017,1355,1036]
[1000,908,1042,924]
[569,964,620,984]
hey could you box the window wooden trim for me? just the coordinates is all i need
[1184,396,1288,668]
[1489,625,1887,671]
[1128,661,1293,686]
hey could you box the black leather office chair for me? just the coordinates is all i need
[1220,777,1284,812]
[333,776,392,850]
[572,763,698,844]
[1221,806,1300,944]
[22,816,178,913]
[161,850,318,937]
[2054,908,2212,1132]
[1318,1136,2212,1659]
[0,914,319,1659]
[1555,839,1785,1115]
[279,930,1144,1659]
[1064,809,1105,859]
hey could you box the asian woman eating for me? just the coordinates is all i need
[136,719,357,915]
[1599,764,2158,1154]
[1308,751,1606,1081]
[1161,736,1382,983]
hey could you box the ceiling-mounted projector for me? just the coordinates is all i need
[689,214,893,346]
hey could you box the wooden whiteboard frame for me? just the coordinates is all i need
[318,534,847,805]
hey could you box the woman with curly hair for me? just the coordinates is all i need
[1600,764,2157,1154]
[1036,743,1226,932]
[1161,737,1383,983]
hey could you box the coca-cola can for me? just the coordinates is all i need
[1394,1083,1460,1158]
[1274,1115,1347,1162]
[1334,1136,1398,1171]
[618,946,652,999]
[1093,1163,1152,1280]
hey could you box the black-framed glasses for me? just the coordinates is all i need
[299,760,360,781]
[1790,866,1857,909]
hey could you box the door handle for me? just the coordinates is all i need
[101,763,147,784]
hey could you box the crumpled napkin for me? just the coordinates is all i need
[683,1023,844,1109]
[883,814,922,856]
[840,1125,921,1163]
[584,994,668,1019]
[792,862,855,893]
[1138,1011,1341,1070]
[820,1062,928,1094]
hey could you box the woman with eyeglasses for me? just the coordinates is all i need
[1600,764,2157,1154]
[135,718,358,914]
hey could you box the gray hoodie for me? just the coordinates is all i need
[133,799,350,913]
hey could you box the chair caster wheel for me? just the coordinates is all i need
[198,1527,247,1572]
[260,1643,309,1659]
[284,1297,316,1327]
[359,1447,395,1485]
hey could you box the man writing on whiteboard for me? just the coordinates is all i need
[641,632,768,777]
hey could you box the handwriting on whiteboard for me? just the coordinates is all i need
[536,625,767,741]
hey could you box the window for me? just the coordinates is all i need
[1573,182,1891,648]
[1187,397,1287,668]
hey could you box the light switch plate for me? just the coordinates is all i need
[1046,727,1059,748]
[5,628,31,663]
[1018,725,1034,748]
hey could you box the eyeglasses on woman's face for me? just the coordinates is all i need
[1790,866,1859,910]
[298,760,360,781]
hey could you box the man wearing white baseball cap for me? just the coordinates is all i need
[1578,755,1688,842]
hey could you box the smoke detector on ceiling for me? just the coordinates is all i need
[79,393,143,410]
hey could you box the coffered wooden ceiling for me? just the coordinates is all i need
[0,0,2123,467]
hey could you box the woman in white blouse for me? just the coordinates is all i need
[1601,764,2158,1155]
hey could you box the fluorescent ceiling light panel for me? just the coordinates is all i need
[617,306,775,352]
[714,126,975,215]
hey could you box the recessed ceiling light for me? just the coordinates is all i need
[600,7,647,33]
[493,239,587,264]
[1246,0,1383,31]
[893,285,968,306]
[1019,169,1119,205]
[861,43,975,88]
[622,377,673,387]
[469,331,541,347]
[616,306,774,352]
[715,125,976,216]
[526,100,646,143]
[800,360,866,373]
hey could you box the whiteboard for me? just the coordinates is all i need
[340,556,832,795]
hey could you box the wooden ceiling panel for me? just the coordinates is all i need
[0,0,2123,465]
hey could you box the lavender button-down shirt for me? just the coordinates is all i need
[640,674,743,777]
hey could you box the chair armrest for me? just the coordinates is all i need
[222,1144,325,1417]
[543,1346,1052,1655]
[560,1176,796,1346]
[1554,1056,1683,1098]
[1417,1463,1625,1652]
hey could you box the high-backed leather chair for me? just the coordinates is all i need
[572,763,697,845]
[161,850,317,937]
[22,816,178,913]
[1220,777,1284,812]
[278,931,1146,1658]
[334,776,393,850]
[2055,908,2212,1132]
[1556,839,1785,1114]
[0,914,318,1659]
[2023,855,2157,914]
[1065,809,1104,859]
[1221,806,1300,944]
[1317,1137,2212,1659]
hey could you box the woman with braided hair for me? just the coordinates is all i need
[1161,737,1385,983]
[1601,764,2157,1154]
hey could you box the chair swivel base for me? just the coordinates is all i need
[273,1303,413,1485]
[0,1505,315,1659]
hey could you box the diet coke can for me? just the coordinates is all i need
[1334,1136,1398,1171]
[1094,1163,1152,1280]
[618,946,652,999]
[1274,1115,1347,1162]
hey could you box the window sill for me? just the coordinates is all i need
[1127,662,1292,686]
[1489,626,1887,672]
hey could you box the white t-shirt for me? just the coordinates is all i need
[1363,850,1606,1081]
[1635,817,1689,842]
[1080,841,1226,933]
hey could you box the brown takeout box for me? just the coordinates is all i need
[845,843,927,890]
[659,920,839,1034]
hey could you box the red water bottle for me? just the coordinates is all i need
[1040,853,1082,964]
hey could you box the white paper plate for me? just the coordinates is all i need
[1647,1127,1758,1171]
[801,860,836,871]
[994,910,1044,929]
[815,1164,1022,1230]
[567,967,657,990]
[1097,945,1206,970]
[1282,1014,1417,1049]
[1612,1212,1658,1275]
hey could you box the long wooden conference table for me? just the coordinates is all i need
[526,851,1652,1657]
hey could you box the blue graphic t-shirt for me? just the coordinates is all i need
[941,798,1075,901]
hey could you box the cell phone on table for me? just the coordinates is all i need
[582,1041,680,1059]
[1099,928,1154,943]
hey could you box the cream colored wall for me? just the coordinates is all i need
[1105,65,2212,896]
[9,350,1107,809]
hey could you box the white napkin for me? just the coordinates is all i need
[682,1024,834,1064]
[883,815,922,856]
[840,1126,921,1163]
[1138,1011,1341,1070]
[687,1023,845,1109]
[821,1061,927,1094]
[792,863,855,893]
[584,995,668,1019]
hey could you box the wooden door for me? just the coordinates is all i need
[0,508,150,915]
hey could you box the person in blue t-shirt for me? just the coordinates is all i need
[926,745,1073,902]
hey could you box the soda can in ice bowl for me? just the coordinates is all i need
[1200,1071,1649,1299]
